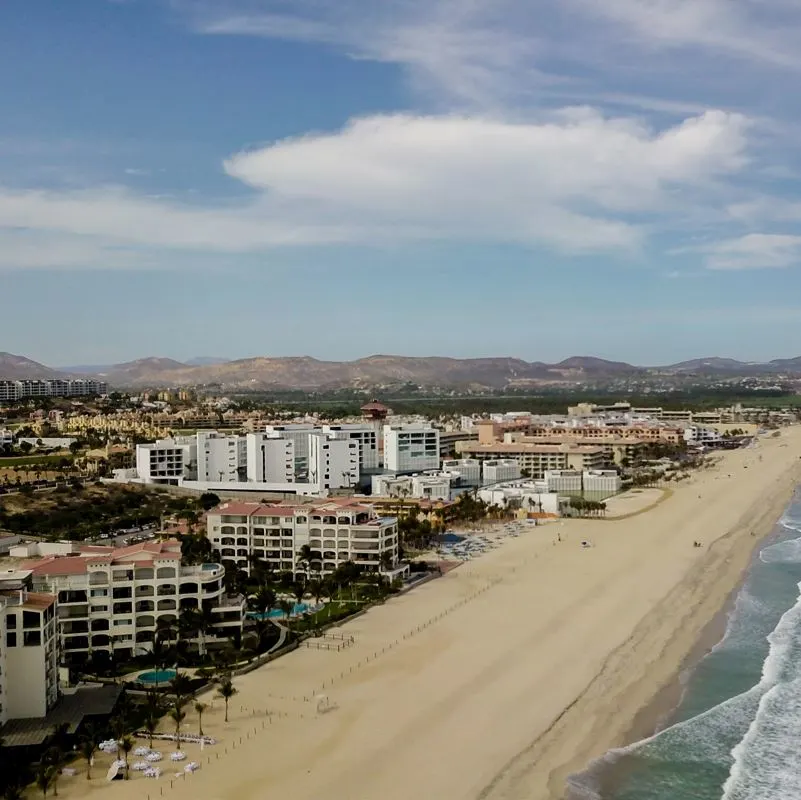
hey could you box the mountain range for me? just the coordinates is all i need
[1,351,801,390]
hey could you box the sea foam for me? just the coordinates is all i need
[720,581,801,799]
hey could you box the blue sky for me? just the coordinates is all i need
[3,0,801,366]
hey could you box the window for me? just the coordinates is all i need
[6,632,16,647]
[6,614,16,629]
[90,588,108,597]
[24,630,42,647]
[23,610,40,629]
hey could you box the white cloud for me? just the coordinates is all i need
[0,110,750,269]
[704,233,801,270]
[178,0,801,112]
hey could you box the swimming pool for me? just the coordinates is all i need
[247,602,312,620]
[137,669,177,685]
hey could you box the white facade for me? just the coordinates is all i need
[206,501,400,576]
[308,434,359,491]
[544,470,584,493]
[0,379,107,403]
[27,541,244,662]
[477,485,560,515]
[196,431,247,482]
[0,581,59,723]
[583,470,622,494]
[246,434,295,483]
[135,437,197,485]
[383,425,440,473]
[371,474,413,497]
[411,474,451,501]
[482,459,521,485]
[0,428,13,447]
[684,426,723,446]
[264,424,317,477]
[324,424,379,471]
[441,458,482,487]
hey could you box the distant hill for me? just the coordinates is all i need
[6,351,801,390]
[185,357,231,366]
[0,352,65,380]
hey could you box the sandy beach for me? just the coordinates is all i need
[51,428,801,800]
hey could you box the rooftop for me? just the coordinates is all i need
[25,540,183,577]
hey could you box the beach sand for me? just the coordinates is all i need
[50,428,801,800]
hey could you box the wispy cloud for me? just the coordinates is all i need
[0,110,750,269]
[703,233,801,270]
[177,0,801,110]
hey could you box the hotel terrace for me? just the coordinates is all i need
[22,540,245,663]
[205,499,401,578]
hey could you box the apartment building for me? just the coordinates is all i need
[684,426,723,446]
[438,430,478,457]
[482,459,521,484]
[196,431,247,482]
[410,474,451,501]
[135,437,196,485]
[441,458,482,487]
[383,425,440,473]
[543,469,621,494]
[308,435,360,491]
[324,424,379,471]
[246,434,295,483]
[0,379,107,403]
[24,541,244,663]
[206,500,400,576]
[0,570,59,723]
[458,441,607,479]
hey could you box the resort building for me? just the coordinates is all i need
[441,458,482,487]
[205,500,401,577]
[0,379,107,403]
[410,474,451,501]
[477,484,561,515]
[383,424,440,473]
[22,541,244,664]
[482,459,521,485]
[458,441,607,479]
[0,570,59,723]
[543,470,584,494]
[246,434,296,484]
[543,470,622,494]
[684,426,724,447]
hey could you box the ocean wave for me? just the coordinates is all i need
[760,535,801,564]
[720,581,801,798]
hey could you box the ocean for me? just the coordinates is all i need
[567,488,801,800]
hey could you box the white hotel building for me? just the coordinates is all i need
[21,541,245,663]
[206,500,401,577]
[383,424,440,473]
[0,574,59,723]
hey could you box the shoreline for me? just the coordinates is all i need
[47,429,801,800]
[555,457,801,800]
[571,484,798,799]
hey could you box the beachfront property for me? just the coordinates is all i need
[458,439,608,479]
[477,484,561,515]
[205,500,401,577]
[544,470,622,494]
[0,571,59,723]
[684,426,724,447]
[383,424,440,473]
[18,540,245,663]
[0,379,108,403]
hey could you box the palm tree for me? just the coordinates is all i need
[35,765,55,798]
[169,670,194,702]
[278,598,293,620]
[168,706,186,748]
[194,701,208,736]
[217,678,237,722]
[143,712,159,750]
[118,736,134,779]
[78,736,97,780]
